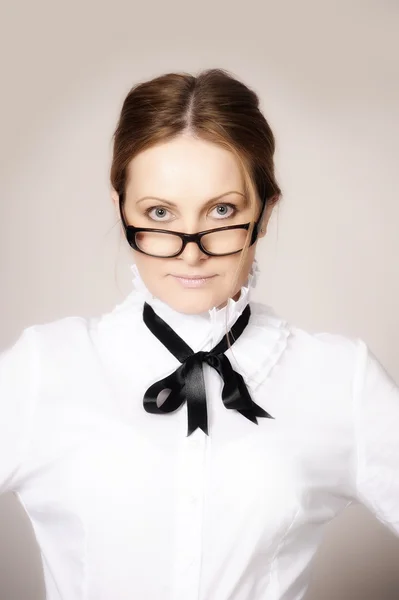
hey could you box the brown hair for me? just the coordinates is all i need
[111,68,281,290]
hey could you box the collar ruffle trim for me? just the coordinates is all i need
[108,260,291,391]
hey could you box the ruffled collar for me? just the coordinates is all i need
[127,260,261,351]
[107,259,292,393]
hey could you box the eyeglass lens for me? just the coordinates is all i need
[135,228,248,257]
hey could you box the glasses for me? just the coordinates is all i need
[118,192,266,258]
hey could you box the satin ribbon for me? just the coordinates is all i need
[142,302,273,436]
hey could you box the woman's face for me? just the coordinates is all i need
[114,135,269,314]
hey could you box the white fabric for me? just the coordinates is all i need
[0,263,398,600]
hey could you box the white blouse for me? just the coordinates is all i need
[1,263,398,600]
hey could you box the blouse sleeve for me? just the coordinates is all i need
[353,338,399,534]
[0,326,39,495]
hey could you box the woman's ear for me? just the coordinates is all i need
[111,189,122,221]
[111,189,119,208]
[258,202,275,238]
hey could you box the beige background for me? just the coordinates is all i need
[1,0,398,598]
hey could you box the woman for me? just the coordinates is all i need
[1,68,398,600]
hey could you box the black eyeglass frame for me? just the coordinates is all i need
[118,191,267,258]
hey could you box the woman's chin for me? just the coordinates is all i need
[157,290,226,315]
[166,296,218,315]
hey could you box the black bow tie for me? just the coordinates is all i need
[142,302,273,436]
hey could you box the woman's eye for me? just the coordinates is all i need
[211,203,237,219]
[146,207,171,221]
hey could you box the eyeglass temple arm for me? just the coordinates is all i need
[119,191,128,229]
[250,196,268,243]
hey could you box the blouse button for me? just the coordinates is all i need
[190,437,202,448]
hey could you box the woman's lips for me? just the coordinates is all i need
[170,274,217,288]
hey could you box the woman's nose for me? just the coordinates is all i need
[179,241,208,265]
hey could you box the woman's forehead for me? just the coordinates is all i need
[126,136,245,201]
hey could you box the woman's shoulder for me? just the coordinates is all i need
[1,315,89,361]
[20,314,93,350]
[249,300,362,365]
[20,291,144,359]
[245,301,371,405]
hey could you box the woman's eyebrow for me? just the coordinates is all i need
[136,191,247,207]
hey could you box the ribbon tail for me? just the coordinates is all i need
[215,355,274,424]
[236,377,274,424]
[237,405,274,424]
[185,359,209,437]
[187,410,208,437]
